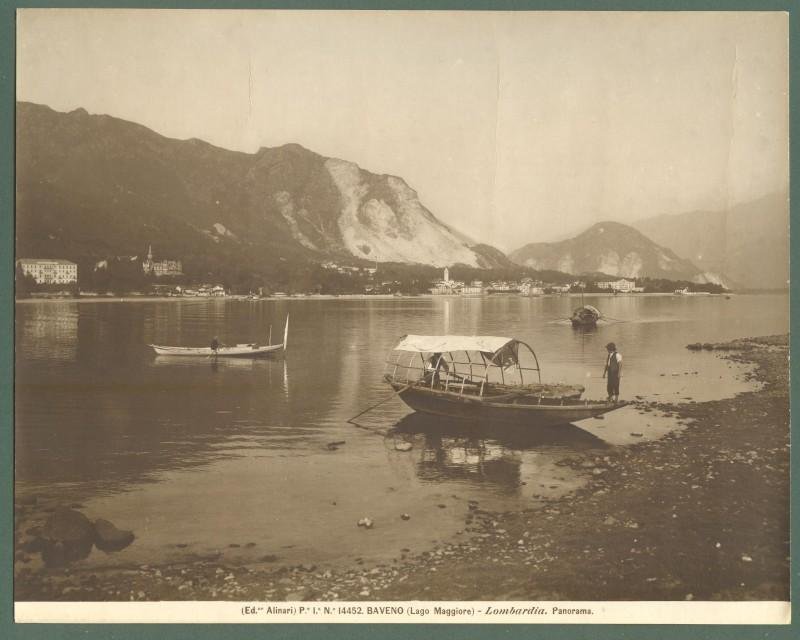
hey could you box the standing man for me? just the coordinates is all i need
[602,342,622,403]
[210,336,220,355]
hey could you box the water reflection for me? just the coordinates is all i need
[16,348,294,492]
[394,411,605,446]
[16,302,79,362]
[393,412,606,493]
[571,323,598,335]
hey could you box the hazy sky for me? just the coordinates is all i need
[17,9,788,249]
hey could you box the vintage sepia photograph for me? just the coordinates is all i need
[12,7,790,625]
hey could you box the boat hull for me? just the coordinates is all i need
[150,344,283,357]
[391,383,622,428]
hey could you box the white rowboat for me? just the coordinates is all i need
[150,315,288,358]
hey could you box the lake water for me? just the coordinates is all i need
[15,293,789,569]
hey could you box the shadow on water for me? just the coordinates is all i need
[391,412,607,491]
[393,411,607,449]
[571,323,597,335]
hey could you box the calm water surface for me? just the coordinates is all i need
[15,294,788,568]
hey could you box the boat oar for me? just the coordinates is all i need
[347,383,414,424]
[599,315,627,324]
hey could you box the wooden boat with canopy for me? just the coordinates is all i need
[384,334,623,427]
[570,305,601,328]
[150,315,289,358]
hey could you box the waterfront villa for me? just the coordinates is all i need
[17,258,78,285]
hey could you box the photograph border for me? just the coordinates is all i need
[1,0,797,638]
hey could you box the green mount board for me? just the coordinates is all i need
[0,1,797,638]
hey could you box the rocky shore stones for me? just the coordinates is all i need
[20,506,136,566]
[94,518,135,552]
[41,508,95,566]
[686,338,760,352]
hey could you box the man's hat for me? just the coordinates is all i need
[606,342,616,350]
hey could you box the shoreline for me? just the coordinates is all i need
[14,291,784,305]
[14,334,789,601]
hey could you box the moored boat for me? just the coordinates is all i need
[384,334,623,427]
[150,343,283,357]
[150,315,289,358]
[570,305,600,328]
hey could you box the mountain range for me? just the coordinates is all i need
[632,193,789,290]
[16,102,508,276]
[509,221,723,284]
[16,102,788,289]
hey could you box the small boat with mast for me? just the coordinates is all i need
[570,304,601,328]
[570,288,601,328]
[150,315,289,358]
[382,334,624,427]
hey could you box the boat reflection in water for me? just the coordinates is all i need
[571,321,598,334]
[152,354,283,371]
[392,412,606,494]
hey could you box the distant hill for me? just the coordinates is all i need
[509,221,720,284]
[632,193,789,290]
[15,102,509,280]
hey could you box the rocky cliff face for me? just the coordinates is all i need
[16,102,505,270]
[510,221,716,283]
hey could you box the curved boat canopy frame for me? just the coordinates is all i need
[386,334,542,395]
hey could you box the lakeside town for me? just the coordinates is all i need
[16,248,729,301]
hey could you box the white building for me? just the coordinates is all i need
[597,278,636,292]
[520,282,544,296]
[459,285,484,295]
[17,259,78,285]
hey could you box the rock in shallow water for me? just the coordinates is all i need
[94,518,135,552]
[43,508,93,544]
[40,508,95,566]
